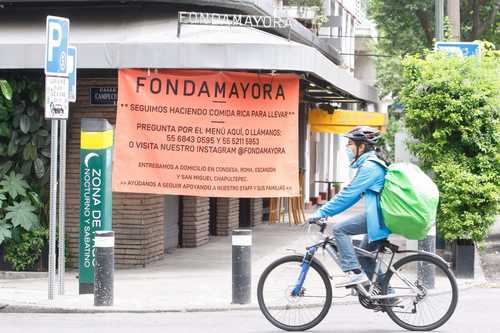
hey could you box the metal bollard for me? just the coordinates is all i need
[94,231,114,306]
[232,229,252,304]
[418,226,436,289]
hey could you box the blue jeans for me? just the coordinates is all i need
[332,212,385,282]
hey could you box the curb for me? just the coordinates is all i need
[0,272,47,279]
[0,280,484,314]
[0,301,358,314]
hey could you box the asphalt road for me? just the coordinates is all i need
[1,286,499,333]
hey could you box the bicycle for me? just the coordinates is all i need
[257,218,458,331]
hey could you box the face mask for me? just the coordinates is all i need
[346,147,355,163]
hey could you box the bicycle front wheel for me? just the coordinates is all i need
[257,255,332,331]
[382,254,458,331]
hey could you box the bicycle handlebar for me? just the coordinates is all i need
[308,218,328,234]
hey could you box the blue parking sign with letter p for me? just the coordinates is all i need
[45,16,70,76]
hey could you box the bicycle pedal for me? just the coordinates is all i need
[332,292,351,299]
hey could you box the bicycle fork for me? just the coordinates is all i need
[291,247,317,296]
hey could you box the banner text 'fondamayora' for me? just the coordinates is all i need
[112,69,299,197]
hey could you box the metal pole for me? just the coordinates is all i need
[177,12,182,38]
[417,0,445,287]
[447,0,461,41]
[418,228,436,288]
[48,119,59,300]
[94,230,114,306]
[435,0,444,40]
[58,119,67,295]
[434,0,446,253]
[232,229,252,304]
[422,0,443,265]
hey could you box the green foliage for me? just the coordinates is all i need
[460,1,500,44]
[0,172,41,245]
[368,0,499,99]
[400,52,500,242]
[380,106,403,161]
[477,40,500,58]
[374,55,405,99]
[0,172,29,199]
[0,220,11,244]
[369,0,433,99]
[3,226,48,271]
[5,200,39,230]
[0,75,49,270]
[0,80,12,101]
[0,76,50,187]
[369,0,434,52]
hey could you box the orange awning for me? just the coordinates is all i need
[309,108,387,134]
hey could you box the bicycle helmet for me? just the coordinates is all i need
[344,126,381,145]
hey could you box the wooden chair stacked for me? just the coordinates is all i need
[268,170,305,225]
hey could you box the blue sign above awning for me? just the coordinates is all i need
[435,42,480,57]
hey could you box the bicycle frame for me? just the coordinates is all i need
[291,234,424,301]
[259,222,458,332]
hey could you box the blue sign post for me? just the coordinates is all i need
[68,46,77,102]
[45,16,70,76]
[44,15,70,300]
[435,42,480,57]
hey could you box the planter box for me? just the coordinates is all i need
[454,239,475,279]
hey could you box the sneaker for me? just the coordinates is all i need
[336,271,369,288]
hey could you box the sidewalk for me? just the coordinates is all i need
[0,208,484,313]
[480,216,500,284]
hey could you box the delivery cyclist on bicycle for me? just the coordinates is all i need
[308,126,390,287]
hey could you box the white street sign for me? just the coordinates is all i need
[45,76,69,119]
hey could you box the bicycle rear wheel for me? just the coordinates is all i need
[257,255,332,331]
[382,254,458,331]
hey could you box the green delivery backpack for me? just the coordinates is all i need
[370,160,439,240]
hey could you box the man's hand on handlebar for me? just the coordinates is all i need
[306,216,321,225]
[306,217,328,233]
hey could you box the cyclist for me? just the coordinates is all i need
[308,126,391,287]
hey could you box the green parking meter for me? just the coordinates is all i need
[79,118,113,294]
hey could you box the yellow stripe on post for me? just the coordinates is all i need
[80,130,114,149]
[309,108,387,134]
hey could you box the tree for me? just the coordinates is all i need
[369,0,499,98]
[400,51,500,242]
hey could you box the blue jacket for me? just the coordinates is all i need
[312,151,391,242]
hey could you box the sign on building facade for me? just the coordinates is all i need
[112,69,299,197]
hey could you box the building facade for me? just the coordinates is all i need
[0,0,380,268]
